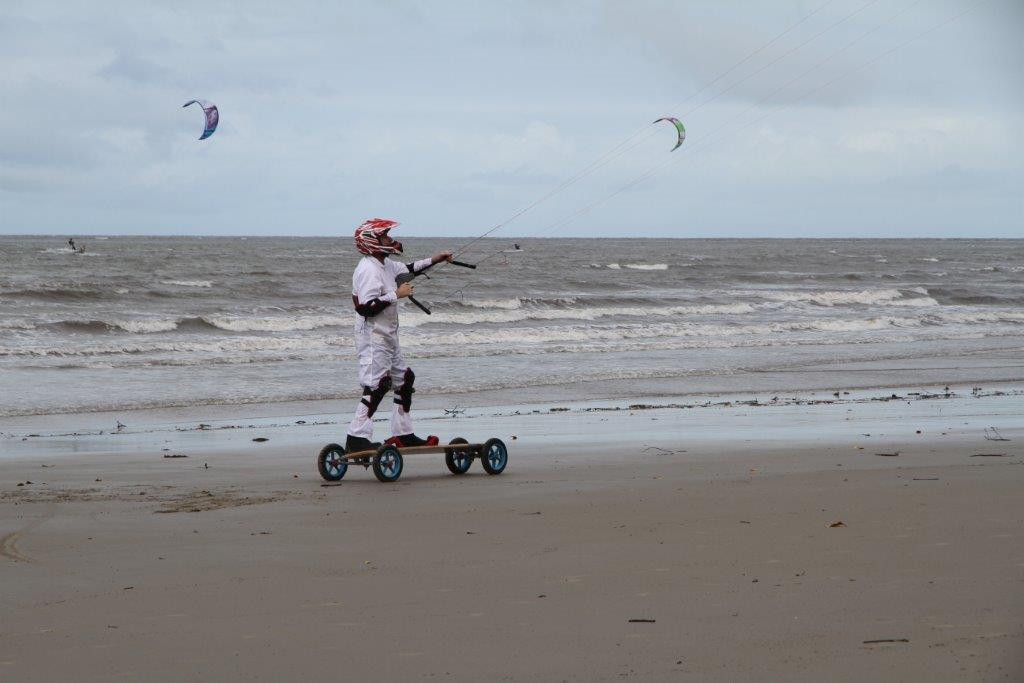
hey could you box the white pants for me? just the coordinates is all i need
[346,336,414,440]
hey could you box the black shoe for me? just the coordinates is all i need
[345,435,381,454]
[388,433,439,447]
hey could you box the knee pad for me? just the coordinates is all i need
[360,375,392,417]
[394,367,415,413]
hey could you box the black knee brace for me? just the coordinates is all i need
[394,367,415,413]
[360,375,392,417]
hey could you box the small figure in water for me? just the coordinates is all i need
[68,238,76,251]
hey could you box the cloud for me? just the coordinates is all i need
[881,163,988,193]
[98,51,173,85]
[0,0,1019,236]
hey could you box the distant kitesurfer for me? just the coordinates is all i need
[68,238,76,251]
[345,219,453,454]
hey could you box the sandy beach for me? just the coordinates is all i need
[2,385,1022,681]
[4,0,1021,677]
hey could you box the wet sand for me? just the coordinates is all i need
[2,387,1023,680]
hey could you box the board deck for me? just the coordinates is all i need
[340,443,481,462]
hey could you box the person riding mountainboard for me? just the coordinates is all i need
[345,218,452,454]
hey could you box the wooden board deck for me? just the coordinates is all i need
[340,443,482,462]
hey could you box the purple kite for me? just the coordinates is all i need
[183,99,219,140]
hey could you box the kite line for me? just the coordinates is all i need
[440,0,988,294]
[449,0,847,258]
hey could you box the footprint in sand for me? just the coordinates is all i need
[0,530,32,563]
[0,506,55,564]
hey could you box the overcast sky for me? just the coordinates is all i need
[1,0,1020,238]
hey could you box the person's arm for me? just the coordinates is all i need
[404,251,453,274]
[352,264,397,317]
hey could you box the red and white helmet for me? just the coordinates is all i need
[354,218,403,256]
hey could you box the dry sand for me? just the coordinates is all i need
[2,388,1023,681]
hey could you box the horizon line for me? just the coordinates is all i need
[2,233,1022,240]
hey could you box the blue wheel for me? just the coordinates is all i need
[372,445,403,482]
[318,443,348,481]
[445,437,472,475]
[480,438,508,475]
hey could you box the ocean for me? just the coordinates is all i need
[1,235,1022,417]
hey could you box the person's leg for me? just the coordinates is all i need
[389,349,414,438]
[388,347,437,446]
[346,342,391,445]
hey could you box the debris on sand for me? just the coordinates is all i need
[970,453,1007,458]
[829,521,846,528]
[984,427,1010,441]
[155,489,280,513]
[874,452,899,457]
[643,446,686,455]
[628,619,656,623]
[163,454,188,458]
[252,437,269,442]
[863,638,909,644]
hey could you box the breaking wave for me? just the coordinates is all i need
[760,287,937,307]
[38,315,352,335]
[599,263,670,270]
[202,314,350,332]
[6,310,1022,359]
[1,336,343,357]
[19,301,755,336]
[456,297,578,310]
[403,302,756,327]
[161,280,213,288]
[401,311,1024,349]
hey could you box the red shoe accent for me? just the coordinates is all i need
[387,434,440,447]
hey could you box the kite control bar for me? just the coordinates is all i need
[396,259,476,315]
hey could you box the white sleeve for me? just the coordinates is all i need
[394,258,433,275]
[410,257,433,273]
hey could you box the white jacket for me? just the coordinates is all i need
[352,256,433,342]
